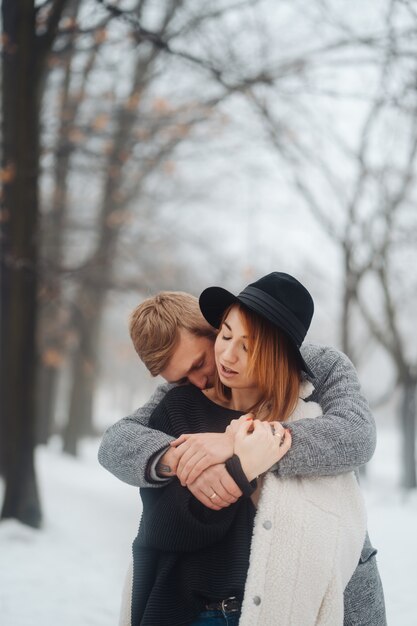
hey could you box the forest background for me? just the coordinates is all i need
[0,1,416,624]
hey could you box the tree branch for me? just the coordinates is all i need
[38,0,69,52]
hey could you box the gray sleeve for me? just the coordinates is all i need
[275,345,377,478]
[98,382,175,487]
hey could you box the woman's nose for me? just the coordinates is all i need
[223,342,237,362]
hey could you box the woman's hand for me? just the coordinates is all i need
[233,419,292,481]
[226,413,256,436]
[171,431,235,486]
[186,463,242,510]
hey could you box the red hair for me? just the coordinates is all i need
[215,304,301,422]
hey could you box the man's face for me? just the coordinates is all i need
[160,329,216,390]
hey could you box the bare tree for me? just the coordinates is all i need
[356,133,417,488]
[244,0,417,485]
[0,0,68,527]
[37,0,108,444]
[48,0,276,454]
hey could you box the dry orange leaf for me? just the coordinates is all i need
[0,163,16,183]
[42,348,65,368]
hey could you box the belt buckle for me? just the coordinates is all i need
[221,596,238,614]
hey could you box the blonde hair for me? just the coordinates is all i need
[129,291,215,376]
[215,304,301,421]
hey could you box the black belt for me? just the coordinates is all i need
[205,596,240,613]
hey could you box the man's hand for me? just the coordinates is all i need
[186,463,242,510]
[170,432,235,486]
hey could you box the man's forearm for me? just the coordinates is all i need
[154,446,178,478]
[275,345,376,478]
[98,383,175,487]
[98,345,375,489]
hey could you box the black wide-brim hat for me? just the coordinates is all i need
[199,271,314,377]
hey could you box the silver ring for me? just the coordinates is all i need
[209,492,218,500]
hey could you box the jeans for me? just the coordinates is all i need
[189,609,241,625]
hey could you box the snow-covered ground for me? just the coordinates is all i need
[0,431,416,626]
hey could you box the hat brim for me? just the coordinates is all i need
[199,286,238,329]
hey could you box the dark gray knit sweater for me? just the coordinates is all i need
[132,385,256,626]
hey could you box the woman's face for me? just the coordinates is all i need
[215,306,257,390]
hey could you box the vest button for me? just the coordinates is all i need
[253,596,261,606]
[263,520,272,530]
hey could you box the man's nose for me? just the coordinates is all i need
[188,373,207,389]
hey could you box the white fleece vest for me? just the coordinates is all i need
[239,381,367,626]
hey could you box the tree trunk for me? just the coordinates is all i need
[341,248,356,360]
[400,377,416,489]
[37,78,74,443]
[37,0,85,444]
[62,286,105,455]
[0,0,41,527]
[37,361,61,444]
[62,88,142,455]
[61,2,182,455]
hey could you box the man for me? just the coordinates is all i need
[98,289,386,625]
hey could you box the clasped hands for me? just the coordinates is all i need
[162,415,291,511]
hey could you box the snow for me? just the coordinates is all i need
[0,432,416,626]
[0,441,139,626]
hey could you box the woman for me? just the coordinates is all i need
[127,272,366,626]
